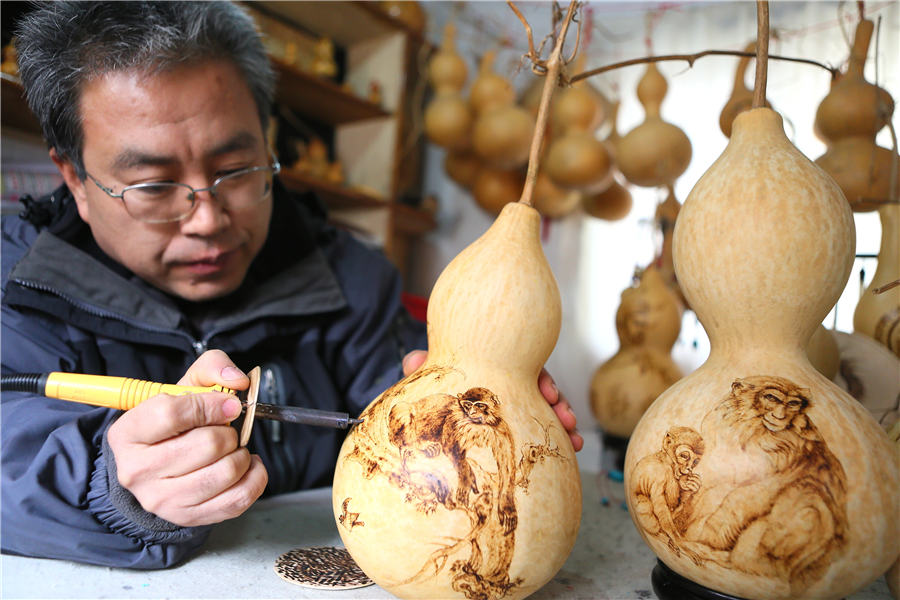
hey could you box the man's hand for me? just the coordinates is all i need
[401,350,583,452]
[106,350,268,526]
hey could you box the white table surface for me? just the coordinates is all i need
[1,431,892,599]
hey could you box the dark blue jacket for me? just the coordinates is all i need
[1,182,425,568]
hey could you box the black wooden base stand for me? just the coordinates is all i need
[651,560,747,600]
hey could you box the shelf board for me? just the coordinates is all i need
[279,169,436,235]
[272,58,389,126]
[253,1,424,46]
[1,75,42,137]
[279,169,386,210]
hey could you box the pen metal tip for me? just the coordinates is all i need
[350,417,364,425]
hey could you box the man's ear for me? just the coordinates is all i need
[49,148,90,224]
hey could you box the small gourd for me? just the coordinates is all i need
[617,63,692,188]
[582,176,632,221]
[533,170,582,219]
[424,23,473,151]
[332,200,581,599]
[590,266,683,439]
[471,166,524,216]
[719,41,772,138]
[443,151,481,190]
[814,19,894,142]
[543,129,612,192]
[624,108,899,599]
[469,51,534,169]
[428,23,468,94]
[469,50,515,115]
[814,18,899,212]
[854,201,900,357]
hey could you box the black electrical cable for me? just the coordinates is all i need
[0,373,47,393]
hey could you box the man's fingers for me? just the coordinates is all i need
[178,349,250,390]
[175,447,254,506]
[538,369,559,405]
[116,393,242,445]
[144,425,239,477]
[401,350,427,376]
[174,455,268,526]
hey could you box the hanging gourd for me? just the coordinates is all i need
[471,166,525,216]
[624,15,899,594]
[443,151,481,190]
[332,7,582,597]
[544,52,611,192]
[617,62,692,188]
[814,18,899,212]
[582,176,633,221]
[719,41,772,138]
[533,170,582,219]
[854,201,900,358]
[590,266,683,440]
[469,50,534,169]
[425,23,473,152]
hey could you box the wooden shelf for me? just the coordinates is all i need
[279,169,386,209]
[253,1,427,47]
[279,169,436,234]
[1,75,42,138]
[272,58,389,126]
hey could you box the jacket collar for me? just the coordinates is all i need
[6,183,347,336]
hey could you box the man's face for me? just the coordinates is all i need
[56,60,272,301]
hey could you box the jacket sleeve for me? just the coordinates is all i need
[322,231,427,416]
[0,302,210,568]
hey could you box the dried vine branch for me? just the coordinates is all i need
[508,0,580,207]
[569,49,838,86]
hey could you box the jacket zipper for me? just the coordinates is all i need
[10,278,209,357]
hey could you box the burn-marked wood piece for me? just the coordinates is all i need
[274,546,373,590]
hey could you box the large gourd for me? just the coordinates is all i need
[617,63,692,188]
[624,106,899,599]
[814,18,899,212]
[854,200,900,357]
[332,200,581,599]
[332,8,582,599]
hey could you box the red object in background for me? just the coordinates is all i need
[401,292,428,323]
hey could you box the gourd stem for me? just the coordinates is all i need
[753,1,769,108]
[512,0,579,208]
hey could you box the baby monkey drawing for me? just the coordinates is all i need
[631,426,705,564]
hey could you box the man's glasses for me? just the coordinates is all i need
[86,159,281,224]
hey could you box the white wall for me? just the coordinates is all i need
[409,1,900,429]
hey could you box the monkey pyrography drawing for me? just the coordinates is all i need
[342,366,568,600]
[630,375,849,596]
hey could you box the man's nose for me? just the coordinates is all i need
[180,189,230,235]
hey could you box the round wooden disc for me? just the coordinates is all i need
[274,546,373,590]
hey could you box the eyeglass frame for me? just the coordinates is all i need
[84,157,282,224]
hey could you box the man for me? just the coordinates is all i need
[1,1,581,569]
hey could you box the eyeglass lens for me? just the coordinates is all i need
[122,168,274,222]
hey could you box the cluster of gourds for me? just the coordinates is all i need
[425,23,632,221]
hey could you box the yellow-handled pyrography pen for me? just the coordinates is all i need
[41,372,239,410]
[0,369,363,443]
